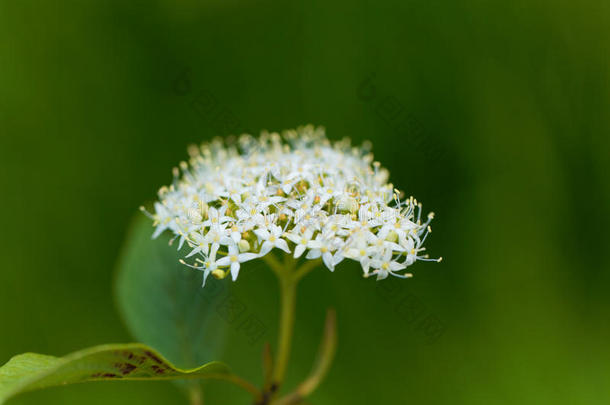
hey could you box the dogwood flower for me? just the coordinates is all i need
[285,227,315,258]
[306,232,342,271]
[185,232,209,258]
[143,125,440,285]
[202,206,232,228]
[369,249,409,280]
[216,243,258,280]
[255,225,291,256]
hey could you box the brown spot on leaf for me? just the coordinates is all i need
[102,373,118,378]
[151,365,166,375]
[115,362,137,375]
[144,350,163,365]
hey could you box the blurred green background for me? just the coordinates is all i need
[1,0,609,404]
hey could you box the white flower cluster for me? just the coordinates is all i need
[144,125,440,285]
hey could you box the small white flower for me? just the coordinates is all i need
[255,225,291,256]
[151,202,173,238]
[402,237,418,266]
[250,181,285,209]
[318,184,340,205]
[306,233,341,271]
[235,201,265,229]
[187,207,203,224]
[218,183,245,204]
[216,243,258,280]
[369,249,409,280]
[367,231,405,253]
[203,223,232,255]
[199,246,221,286]
[185,232,209,258]
[285,227,315,258]
[202,206,232,228]
[343,231,376,275]
[179,244,220,286]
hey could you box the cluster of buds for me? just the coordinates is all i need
[143,125,440,285]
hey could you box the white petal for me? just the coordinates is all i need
[307,240,323,249]
[294,244,306,258]
[389,262,406,271]
[238,253,258,262]
[376,271,388,280]
[210,243,219,259]
[386,241,405,252]
[152,225,166,239]
[285,233,300,244]
[177,235,186,250]
[361,257,371,274]
[333,252,345,266]
[276,238,291,253]
[186,247,202,258]
[254,228,270,240]
[202,270,211,287]
[322,252,335,271]
[230,262,241,280]
[259,241,273,256]
[306,249,321,259]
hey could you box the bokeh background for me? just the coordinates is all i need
[1,1,609,404]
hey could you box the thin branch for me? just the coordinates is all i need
[262,342,273,390]
[294,258,322,281]
[262,254,284,275]
[188,384,203,405]
[275,309,337,405]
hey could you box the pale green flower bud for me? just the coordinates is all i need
[337,196,359,213]
[212,269,227,280]
[385,231,398,243]
[238,239,251,253]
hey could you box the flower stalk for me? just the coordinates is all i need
[257,256,323,404]
[273,267,297,388]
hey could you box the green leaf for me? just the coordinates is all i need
[0,343,230,405]
[115,215,227,370]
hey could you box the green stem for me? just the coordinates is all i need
[189,385,203,405]
[293,259,321,281]
[273,269,297,387]
[259,256,322,404]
